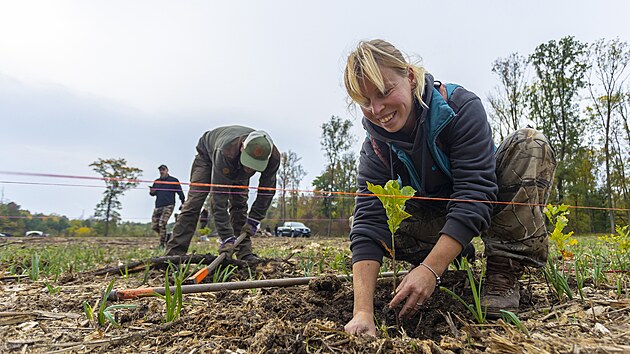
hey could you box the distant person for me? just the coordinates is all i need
[342,39,557,335]
[149,165,185,249]
[165,126,280,262]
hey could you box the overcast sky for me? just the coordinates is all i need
[1,1,629,222]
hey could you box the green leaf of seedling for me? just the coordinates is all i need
[103,311,117,326]
[82,301,94,321]
[105,304,139,311]
[367,179,417,331]
[500,310,529,336]
[96,280,116,326]
[103,304,139,327]
[367,181,415,235]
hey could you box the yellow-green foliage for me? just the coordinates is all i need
[598,225,630,255]
[366,180,416,235]
[198,227,211,236]
[544,204,577,259]
[68,226,96,237]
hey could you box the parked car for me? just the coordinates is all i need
[25,230,46,237]
[275,222,311,237]
[0,232,9,238]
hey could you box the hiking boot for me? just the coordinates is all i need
[482,256,523,319]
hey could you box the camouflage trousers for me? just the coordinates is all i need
[395,128,557,268]
[151,204,175,246]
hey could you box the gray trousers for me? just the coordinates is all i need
[164,155,252,257]
[394,128,557,268]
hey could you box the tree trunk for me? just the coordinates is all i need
[604,141,615,234]
[280,191,286,223]
[588,207,594,233]
[612,130,630,234]
[327,167,333,237]
[105,192,112,237]
[556,177,565,203]
[574,198,579,234]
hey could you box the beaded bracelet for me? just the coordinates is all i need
[419,263,441,286]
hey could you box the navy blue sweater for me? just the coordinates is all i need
[150,176,185,208]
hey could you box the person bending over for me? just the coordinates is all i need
[165,126,280,262]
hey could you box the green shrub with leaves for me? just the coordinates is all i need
[544,204,577,260]
[598,225,630,271]
[198,227,211,236]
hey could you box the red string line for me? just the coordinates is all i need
[1,170,629,212]
[0,215,352,221]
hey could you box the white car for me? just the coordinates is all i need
[25,231,45,237]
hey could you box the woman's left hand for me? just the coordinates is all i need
[388,265,437,319]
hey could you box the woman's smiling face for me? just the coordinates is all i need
[359,66,416,134]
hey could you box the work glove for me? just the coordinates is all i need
[218,236,236,258]
[241,217,260,236]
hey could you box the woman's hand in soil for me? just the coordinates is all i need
[391,234,461,319]
[389,265,436,319]
[345,311,376,336]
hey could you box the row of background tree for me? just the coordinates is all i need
[0,201,150,237]
[488,36,630,233]
[1,36,628,237]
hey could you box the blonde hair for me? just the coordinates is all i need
[344,39,427,109]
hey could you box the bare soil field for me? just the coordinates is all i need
[1,236,629,353]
